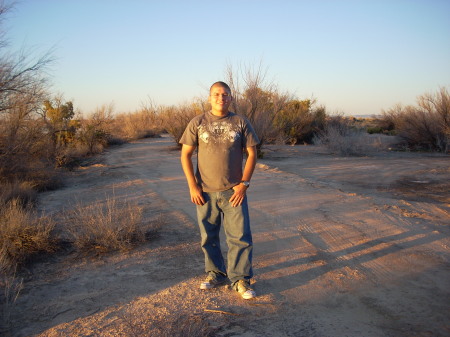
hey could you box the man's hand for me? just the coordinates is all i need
[190,185,205,206]
[229,183,247,207]
[228,145,256,207]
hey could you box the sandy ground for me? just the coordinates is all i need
[6,135,450,336]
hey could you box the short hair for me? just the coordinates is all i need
[210,81,231,95]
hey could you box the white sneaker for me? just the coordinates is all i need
[200,272,227,290]
[233,279,256,299]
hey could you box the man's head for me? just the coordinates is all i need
[209,81,232,116]
[209,81,231,95]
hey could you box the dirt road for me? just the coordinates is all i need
[9,136,450,336]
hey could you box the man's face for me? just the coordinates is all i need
[209,85,232,115]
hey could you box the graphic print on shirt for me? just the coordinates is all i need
[198,120,241,146]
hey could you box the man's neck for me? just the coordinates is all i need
[210,109,229,117]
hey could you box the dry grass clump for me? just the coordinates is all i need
[0,201,56,273]
[0,181,37,206]
[66,197,147,253]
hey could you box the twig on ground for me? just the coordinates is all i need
[204,308,241,316]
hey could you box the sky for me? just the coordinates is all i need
[5,0,450,116]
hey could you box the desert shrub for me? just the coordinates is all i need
[0,201,56,272]
[74,123,108,155]
[274,99,327,144]
[159,101,205,145]
[314,115,388,156]
[0,181,37,206]
[379,87,449,152]
[0,102,63,191]
[53,140,100,169]
[0,101,62,190]
[110,111,160,140]
[45,103,122,166]
[70,104,114,155]
[367,126,383,134]
[66,196,147,253]
[375,104,407,139]
[109,101,163,141]
[42,96,76,147]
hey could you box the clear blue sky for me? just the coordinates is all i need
[6,0,450,116]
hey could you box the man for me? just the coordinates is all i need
[179,81,259,299]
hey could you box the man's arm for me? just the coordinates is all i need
[229,145,257,207]
[180,144,205,206]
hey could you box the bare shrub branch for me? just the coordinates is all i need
[379,87,449,152]
[109,100,163,141]
[0,48,53,113]
[159,101,203,145]
[225,62,293,155]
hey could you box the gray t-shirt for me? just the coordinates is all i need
[179,111,260,192]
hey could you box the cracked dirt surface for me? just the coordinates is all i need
[6,135,450,336]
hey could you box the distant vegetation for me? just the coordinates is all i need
[161,62,448,156]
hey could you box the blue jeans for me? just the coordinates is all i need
[196,189,253,284]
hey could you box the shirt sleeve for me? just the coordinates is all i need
[179,118,199,146]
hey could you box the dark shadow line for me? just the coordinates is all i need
[256,231,446,296]
[256,228,444,275]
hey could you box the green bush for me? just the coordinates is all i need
[274,99,327,144]
[367,126,383,134]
